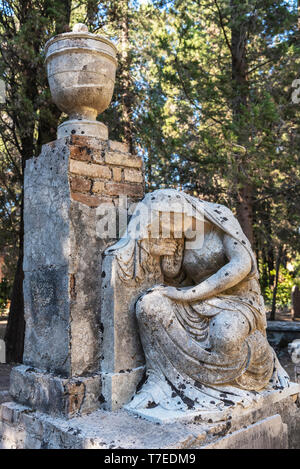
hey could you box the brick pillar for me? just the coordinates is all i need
[10,135,144,418]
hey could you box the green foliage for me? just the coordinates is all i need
[264,266,295,309]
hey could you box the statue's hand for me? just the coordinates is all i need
[149,238,177,257]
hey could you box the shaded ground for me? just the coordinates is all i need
[0,364,12,392]
[276,347,298,381]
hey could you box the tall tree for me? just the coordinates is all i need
[0,0,72,362]
[130,0,299,312]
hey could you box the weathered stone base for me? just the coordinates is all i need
[124,382,300,425]
[202,414,288,449]
[10,365,101,419]
[100,367,145,411]
[1,389,299,449]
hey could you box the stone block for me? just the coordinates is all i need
[1,389,299,449]
[20,135,145,418]
[0,403,14,423]
[23,266,70,375]
[10,366,101,418]
[23,141,70,272]
[22,138,116,381]
[101,367,145,411]
[92,180,105,194]
[69,134,107,149]
[202,415,288,449]
[21,413,44,438]
[0,392,10,405]
[100,250,163,410]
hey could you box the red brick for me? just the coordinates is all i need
[109,140,130,154]
[71,192,105,207]
[70,176,91,193]
[105,151,143,168]
[70,160,111,179]
[70,145,92,162]
[124,168,143,183]
[112,167,122,182]
[93,181,105,194]
[105,182,144,198]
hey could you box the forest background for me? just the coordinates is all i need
[0,0,299,361]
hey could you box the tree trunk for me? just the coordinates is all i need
[4,223,24,363]
[236,183,254,245]
[86,0,99,29]
[119,0,134,153]
[5,0,72,363]
[230,0,254,245]
[270,245,283,321]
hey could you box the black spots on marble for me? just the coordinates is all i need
[194,380,203,390]
[146,401,158,409]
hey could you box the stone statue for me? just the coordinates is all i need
[109,189,290,416]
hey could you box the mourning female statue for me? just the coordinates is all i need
[111,189,289,414]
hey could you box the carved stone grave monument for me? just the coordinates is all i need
[0,23,299,449]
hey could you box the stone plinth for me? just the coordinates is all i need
[11,134,144,418]
[0,384,299,449]
[9,366,100,418]
[267,320,300,351]
[100,252,163,410]
[202,415,288,449]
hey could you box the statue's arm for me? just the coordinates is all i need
[162,234,252,302]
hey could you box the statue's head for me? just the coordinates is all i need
[134,189,204,245]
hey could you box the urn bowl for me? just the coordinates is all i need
[45,24,117,138]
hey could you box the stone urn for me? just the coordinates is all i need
[45,23,117,139]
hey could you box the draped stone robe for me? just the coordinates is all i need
[112,189,288,412]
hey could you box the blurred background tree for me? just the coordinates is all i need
[0,0,299,361]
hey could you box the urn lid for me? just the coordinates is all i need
[45,23,118,63]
